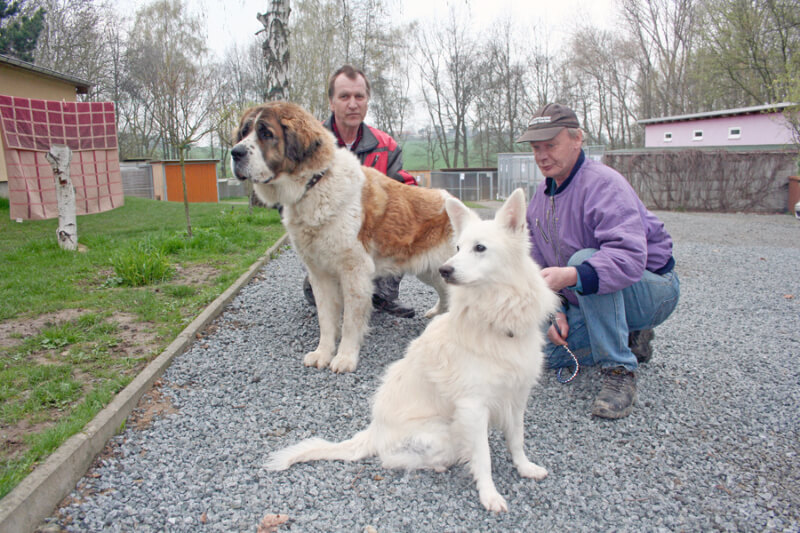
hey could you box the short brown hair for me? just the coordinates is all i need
[327,64,371,100]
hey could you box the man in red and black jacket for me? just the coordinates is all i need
[302,64,417,318]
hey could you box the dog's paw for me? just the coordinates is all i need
[517,461,548,480]
[329,353,357,373]
[303,350,331,369]
[424,304,442,319]
[479,489,508,513]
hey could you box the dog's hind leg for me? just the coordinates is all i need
[502,401,547,481]
[329,260,373,373]
[265,429,376,470]
[303,271,341,369]
[454,400,507,512]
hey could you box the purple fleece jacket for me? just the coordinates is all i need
[526,151,674,307]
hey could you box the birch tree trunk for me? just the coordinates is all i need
[45,144,78,251]
[257,0,291,101]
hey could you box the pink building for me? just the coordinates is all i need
[638,103,797,148]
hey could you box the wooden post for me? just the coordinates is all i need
[45,144,78,251]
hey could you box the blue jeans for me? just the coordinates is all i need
[545,248,680,372]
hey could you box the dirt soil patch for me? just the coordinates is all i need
[127,379,179,431]
[0,310,85,348]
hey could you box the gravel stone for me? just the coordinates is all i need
[45,210,800,532]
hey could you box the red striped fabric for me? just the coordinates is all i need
[1,95,123,220]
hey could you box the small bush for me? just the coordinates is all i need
[111,240,174,287]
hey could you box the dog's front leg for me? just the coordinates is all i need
[329,264,373,373]
[303,272,340,369]
[455,400,507,512]
[503,401,547,481]
[416,268,449,318]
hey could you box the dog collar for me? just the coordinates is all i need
[300,168,328,200]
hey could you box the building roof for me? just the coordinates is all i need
[0,54,91,94]
[637,102,797,125]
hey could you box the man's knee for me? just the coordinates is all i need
[568,248,597,267]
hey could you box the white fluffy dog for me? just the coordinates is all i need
[266,189,559,512]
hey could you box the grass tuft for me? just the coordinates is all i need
[111,238,174,287]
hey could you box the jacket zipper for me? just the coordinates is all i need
[549,194,562,266]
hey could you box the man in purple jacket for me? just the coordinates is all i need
[518,103,680,419]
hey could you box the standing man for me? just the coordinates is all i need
[302,64,417,318]
[518,103,680,419]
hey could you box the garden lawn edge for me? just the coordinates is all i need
[0,233,289,533]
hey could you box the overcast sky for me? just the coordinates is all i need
[185,0,619,59]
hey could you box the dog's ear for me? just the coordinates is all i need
[284,126,321,163]
[496,188,528,234]
[279,106,322,163]
[445,196,478,236]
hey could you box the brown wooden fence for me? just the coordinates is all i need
[604,148,799,213]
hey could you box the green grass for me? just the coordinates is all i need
[0,196,283,499]
[399,138,527,170]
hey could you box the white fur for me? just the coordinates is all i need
[266,189,560,512]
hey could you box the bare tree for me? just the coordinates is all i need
[471,18,531,164]
[569,27,641,148]
[519,24,559,119]
[416,9,480,168]
[33,0,121,101]
[127,0,221,237]
[286,0,342,115]
[621,0,698,118]
[368,22,414,140]
[417,31,453,168]
[212,40,268,178]
[284,0,413,126]
[692,0,800,109]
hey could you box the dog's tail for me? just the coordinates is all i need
[265,428,376,471]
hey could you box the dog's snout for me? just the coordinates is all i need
[439,265,454,280]
[231,144,247,162]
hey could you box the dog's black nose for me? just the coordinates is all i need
[231,144,247,162]
[439,265,453,279]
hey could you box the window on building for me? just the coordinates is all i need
[664,132,673,142]
[693,130,703,141]
[728,127,741,140]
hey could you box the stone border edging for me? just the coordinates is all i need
[0,233,290,533]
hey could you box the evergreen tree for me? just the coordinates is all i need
[0,0,45,62]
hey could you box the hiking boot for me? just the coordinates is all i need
[302,276,316,306]
[372,294,415,318]
[628,329,654,363]
[592,367,636,419]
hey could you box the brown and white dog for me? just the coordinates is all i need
[230,102,454,373]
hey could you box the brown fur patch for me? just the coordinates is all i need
[359,167,452,261]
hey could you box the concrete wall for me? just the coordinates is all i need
[605,148,799,213]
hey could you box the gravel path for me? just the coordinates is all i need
[43,210,800,532]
